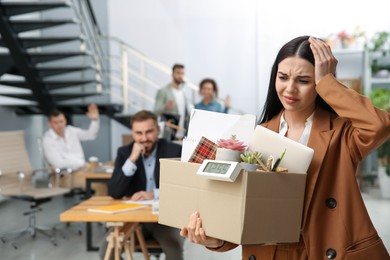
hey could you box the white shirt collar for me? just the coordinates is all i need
[279,111,315,146]
[48,127,66,140]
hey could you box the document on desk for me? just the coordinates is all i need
[88,203,147,214]
[181,109,256,162]
[123,199,154,205]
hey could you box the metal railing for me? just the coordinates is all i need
[101,36,199,114]
[101,36,246,115]
[70,0,106,92]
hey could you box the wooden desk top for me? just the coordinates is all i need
[72,168,112,180]
[81,172,112,179]
[60,196,159,223]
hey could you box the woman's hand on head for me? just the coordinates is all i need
[309,37,338,85]
[180,211,224,248]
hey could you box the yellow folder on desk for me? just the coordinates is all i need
[88,203,147,214]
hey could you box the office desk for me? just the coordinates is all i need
[60,196,158,260]
[83,172,112,199]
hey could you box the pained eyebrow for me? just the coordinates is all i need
[297,75,312,79]
[277,72,312,78]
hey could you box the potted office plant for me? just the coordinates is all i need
[215,135,246,162]
[240,151,262,171]
[370,88,390,198]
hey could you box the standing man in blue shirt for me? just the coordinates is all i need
[106,110,184,260]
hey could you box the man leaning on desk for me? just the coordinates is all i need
[106,110,184,260]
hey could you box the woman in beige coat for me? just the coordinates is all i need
[181,36,390,259]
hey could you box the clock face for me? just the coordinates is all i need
[203,162,231,174]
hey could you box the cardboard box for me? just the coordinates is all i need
[158,158,306,245]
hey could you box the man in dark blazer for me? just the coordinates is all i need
[107,110,184,260]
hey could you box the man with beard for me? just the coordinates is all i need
[154,63,189,140]
[106,110,184,260]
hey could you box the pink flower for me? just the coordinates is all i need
[337,30,351,41]
[217,135,247,151]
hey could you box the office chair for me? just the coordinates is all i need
[36,137,83,237]
[0,131,70,249]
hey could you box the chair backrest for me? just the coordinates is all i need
[0,130,33,176]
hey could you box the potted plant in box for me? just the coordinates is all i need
[215,135,246,162]
[370,88,390,198]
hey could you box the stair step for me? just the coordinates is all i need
[4,65,95,77]
[0,1,70,16]
[36,65,96,77]
[28,51,90,64]
[0,93,100,102]
[0,36,84,49]
[0,52,90,64]
[9,19,78,33]
[8,103,123,115]
[0,79,99,90]
[112,114,133,129]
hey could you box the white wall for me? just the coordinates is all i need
[108,0,258,114]
[108,0,390,116]
[256,0,390,109]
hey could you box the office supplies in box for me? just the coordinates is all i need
[158,159,307,245]
[181,109,256,162]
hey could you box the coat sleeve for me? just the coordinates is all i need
[316,74,390,162]
[108,146,135,199]
[206,241,239,252]
[154,88,167,115]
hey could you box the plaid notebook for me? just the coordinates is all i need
[188,136,217,163]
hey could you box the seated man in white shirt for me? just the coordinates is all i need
[42,104,100,188]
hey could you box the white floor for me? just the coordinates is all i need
[0,187,388,260]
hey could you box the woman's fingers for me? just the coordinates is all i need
[309,37,338,84]
[187,212,199,242]
[182,211,224,248]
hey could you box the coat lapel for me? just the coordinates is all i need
[302,108,334,226]
[262,109,335,227]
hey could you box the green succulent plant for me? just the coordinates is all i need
[240,151,262,164]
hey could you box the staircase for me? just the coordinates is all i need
[0,0,122,118]
[0,0,243,129]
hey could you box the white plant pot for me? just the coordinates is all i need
[215,148,241,162]
[378,166,390,199]
[240,162,260,171]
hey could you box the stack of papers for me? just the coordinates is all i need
[182,109,256,162]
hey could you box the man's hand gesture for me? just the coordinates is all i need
[86,103,100,120]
